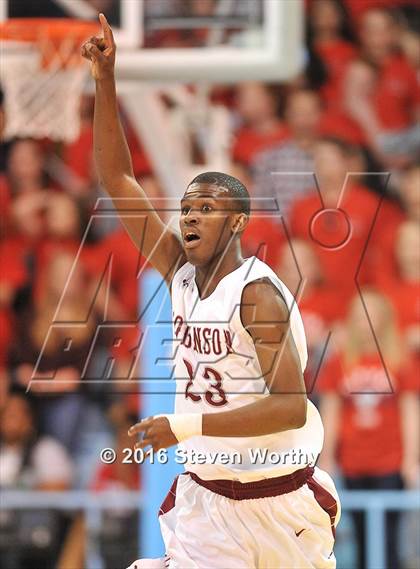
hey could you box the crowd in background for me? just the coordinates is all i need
[0,1,419,568]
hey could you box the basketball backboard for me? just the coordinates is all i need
[1,0,304,83]
[0,0,142,48]
[118,0,304,83]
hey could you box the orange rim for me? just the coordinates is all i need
[0,18,100,68]
[0,18,100,43]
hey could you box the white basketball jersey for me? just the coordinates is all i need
[171,256,324,481]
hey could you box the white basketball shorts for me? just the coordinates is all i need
[158,466,341,569]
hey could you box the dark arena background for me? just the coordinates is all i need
[0,1,419,568]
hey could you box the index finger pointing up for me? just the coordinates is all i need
[99,13,114,46]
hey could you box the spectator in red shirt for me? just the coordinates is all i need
[289,136,402,293]
[343,0,418,24]
[231,82,288,166]
[87,227,144,377]
[276,238,350,344]
[5,139,57,249]
[371,163,419,286]
[241,216,285,270]
[382,221,420,360]
[306,0,357,110]
[317,288,419,569]
[344,8,420,167]
[304,1,368,147]
[275,238,350,393]
[63,97,153,197]
[6,139,51,197]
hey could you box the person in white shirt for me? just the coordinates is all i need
[82,15,340,569]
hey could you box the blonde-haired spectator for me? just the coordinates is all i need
[382,221,420,360]
[317,288,419,569]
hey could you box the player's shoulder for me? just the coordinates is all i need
[244,256,286,285]
[240,259,289,321]
[242,277,287,311]
[172,261,195,289]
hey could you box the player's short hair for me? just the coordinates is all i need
[188,171,250,216]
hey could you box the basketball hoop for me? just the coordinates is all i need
[0,19,99,142]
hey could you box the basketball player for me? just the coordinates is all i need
[82,15,340,569]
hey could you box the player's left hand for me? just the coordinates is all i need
[128,416,178,452]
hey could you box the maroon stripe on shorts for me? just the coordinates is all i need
[188,466,314,500]
[307,475,338,537]
[158,476,179,517]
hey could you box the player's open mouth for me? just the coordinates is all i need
[183,231,201,249]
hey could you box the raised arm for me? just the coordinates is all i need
[81,14,185,283]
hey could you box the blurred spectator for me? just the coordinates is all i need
[343,0,419,24]
[241,216,285,270]
[61,96,97,198]
[275,238,349,392]
[398,12,420,70]
[0,393,73,489]
[382,221,420,360]
[0,238,27,372]
[288,136,402,294]
[396,163,420,222]
[86,226,144,380]
[231,82,288,166]
[8,252,106,451]
[92,402,139,569]
[0,392,73,569]
[251,89,322,218]
[306,0,356,109]
[318,288,419,569]
[371,163,419,286]
[63,98,153,199]
[6,139,52,196]
[344,8,420,167]
[5,139,54,245]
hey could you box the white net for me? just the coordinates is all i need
[0,19,98,143]
[1,41,89,143]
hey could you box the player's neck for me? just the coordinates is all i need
[195,247,245,300]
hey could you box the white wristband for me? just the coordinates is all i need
[159,413,203,443]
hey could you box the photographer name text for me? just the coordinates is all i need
[100,447,318,466]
